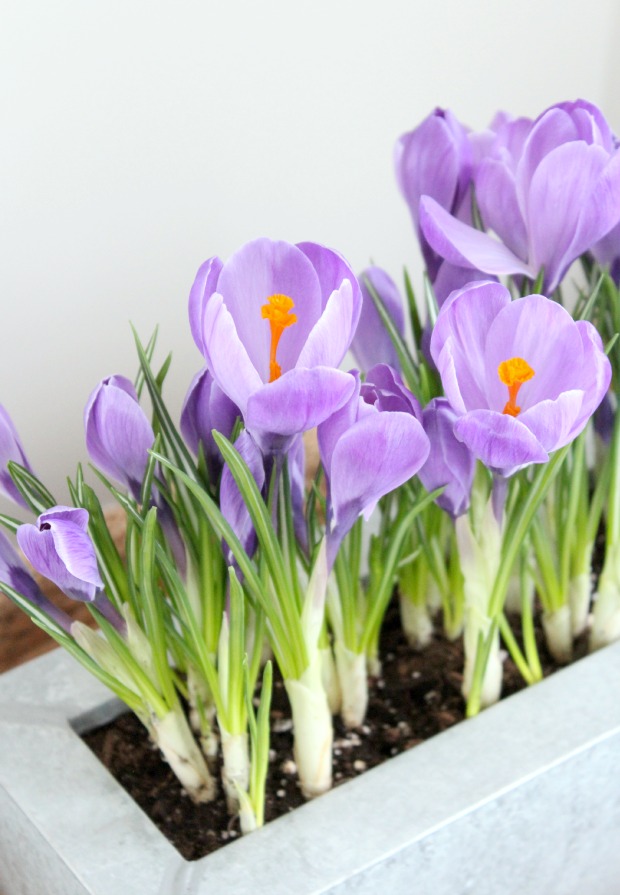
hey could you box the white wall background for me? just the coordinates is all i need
[2,0,620,511]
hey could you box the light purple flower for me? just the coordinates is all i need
[85,375,155,501]
[420,99,620,293]
[318,366,429,566]
[592,219,620,284]
[430,281,612,476]
[351,267,404,373]
[17,507,104,603]
[0,404,35,508]
[395,108,473,279]
[0,529,72,632]
[418,398,475,518]
[189,238,361,455]
[180,367,239,479]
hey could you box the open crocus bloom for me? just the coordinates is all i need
[430,281,612,477]
[189,238,361,455]
[420,100,620,293]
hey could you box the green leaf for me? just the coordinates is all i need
[7,462,56,515]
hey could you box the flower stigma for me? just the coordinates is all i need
[261,294,297,382]
[498,357,535,417]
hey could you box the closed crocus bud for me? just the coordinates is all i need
[421,99,620,293]
[351,267,405,373]
[84,375,155,501]
[189,238,361,456]
[318,367,429,568]
[395,108,473,280]
[17,507,104,604]
[0,404,35,508]
[180,367,239,479]
[0,529,72,632]
[418,398,475,518]
[430,281,612,477]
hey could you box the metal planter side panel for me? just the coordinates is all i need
[1,644,620,895]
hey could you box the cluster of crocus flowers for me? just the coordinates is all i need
[1,96,620,839]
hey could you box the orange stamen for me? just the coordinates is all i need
[261,293,297,382]
[498,357,535,417]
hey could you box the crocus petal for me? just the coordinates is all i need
[431,281,511,413]
[246,367,357,439]
[420,196,534,277]
[180,367,239,471]
[525,142,610,289]
[317,374,362,476]
[201,293,263,416]
[296,241,362,318]
[329,412,430,529]
[518,390,585,453]
[17,522,101,603]
[48,519,104,589]
[0,530,72,631]
[220,430,265,559]
[351,267,404,372]
[567,150,620,272]
[476,158,528,260]
[0,404,34,508]
[188,256,223,353]
[431,262,493,308]
[296,279,357,369]
[571,321,612,430]
[419,397,475,518]
[454,410,548,476]
[362,364,422,419]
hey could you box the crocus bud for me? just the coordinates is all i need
[351,267,405,373]
[17,507,104,604]
[180,367,239,479]
[418,398,475,518]
[0,529,72,632]
[84,375,154,501]
[0,404,35,508]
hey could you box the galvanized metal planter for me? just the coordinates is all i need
[1,644,620,895]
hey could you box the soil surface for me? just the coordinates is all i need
[83,601,567,862]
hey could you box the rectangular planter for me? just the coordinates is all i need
[1,644,620,895]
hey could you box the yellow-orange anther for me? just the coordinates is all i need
[498,356,535,417]
[261,293,297,382]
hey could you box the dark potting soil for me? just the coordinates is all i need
[82,601,567,862]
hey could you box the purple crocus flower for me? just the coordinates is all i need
[351,267,404,373]
[0,529,72,632]
[0,404,35,508]
[418,398,475,518]
[430,281,612,476]
[395,108,473,280]
[318,366,430,567]
[17,506,123,629]
[420,99,620,293]
[85,376,154,501]
[591,219,620,285]
[180,367,239,479]
[189,238,361,456]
